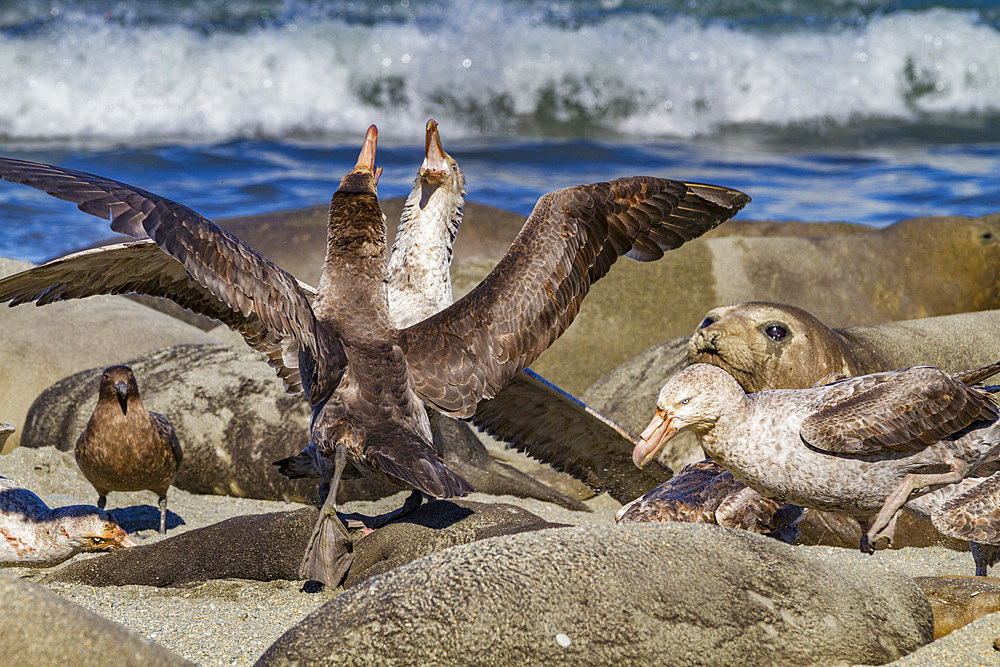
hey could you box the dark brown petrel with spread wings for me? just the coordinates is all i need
[0,127,750,585]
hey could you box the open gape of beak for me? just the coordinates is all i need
[632,409,678,468]
[420,119,450,180]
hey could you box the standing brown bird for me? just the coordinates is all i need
[75,365,182,534]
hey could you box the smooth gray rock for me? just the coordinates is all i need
[257,523,934,666]
[0,572,190,666]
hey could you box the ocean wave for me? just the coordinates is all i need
[0,1,998,145]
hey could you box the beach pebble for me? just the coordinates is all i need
[258,523,933,666]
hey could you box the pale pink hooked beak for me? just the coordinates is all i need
[420,119,449,179]
[356,124,381,185]
[109,528,139,549]
[632,409,678,468]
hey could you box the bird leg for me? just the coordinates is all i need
[299,444,354,587]
[970,542,1000,577]
[97,494,107,510]
[863,458,969,553]
[339,489,425,532]
[158,496,168,534]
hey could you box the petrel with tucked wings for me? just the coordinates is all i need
[0,127,749,585]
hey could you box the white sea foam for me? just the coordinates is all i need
[0,2,998,144]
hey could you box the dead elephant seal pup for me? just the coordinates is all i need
[75,365,182,534]
[0,473,136,566]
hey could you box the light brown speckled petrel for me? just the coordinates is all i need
[75,365,182,534]
[633,361,1000,554]
[0,126,749,585]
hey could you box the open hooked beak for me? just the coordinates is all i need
[420,119,449,181]
[356,124,381,185]
[115,381,129,415]
[632,409,678,468]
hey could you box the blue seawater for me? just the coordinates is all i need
[0,0,998,262]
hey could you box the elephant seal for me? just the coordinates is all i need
[688,301,862,393]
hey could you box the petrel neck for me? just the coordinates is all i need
[314,190,392,332]
[387,179,464,328]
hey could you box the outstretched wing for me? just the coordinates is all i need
[470,369,671,503]
[0,241,317,393]
[0,158,339,396]
[801,366,999,455]
[401,177,750,417]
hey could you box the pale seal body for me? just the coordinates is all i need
[0,474,136,566]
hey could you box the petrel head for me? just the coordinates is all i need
[50,505,139,554]
[337,124,382,195]
[632,364,742,469]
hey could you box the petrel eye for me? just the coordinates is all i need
[699,317,715,329]
[680,398,690,405]
[764,324,788,341]
[91,537,103,544]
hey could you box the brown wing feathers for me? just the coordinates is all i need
[403,177,750,418]
[470,369,672,502]
[801,367,1000,455]
[0,158,322,367]
[0,240,310,394]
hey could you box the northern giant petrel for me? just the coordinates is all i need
[0,126,749,584]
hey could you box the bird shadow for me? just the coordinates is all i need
[338,499,473,532]
[108,505,185,533]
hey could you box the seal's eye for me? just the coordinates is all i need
[699,317,715,329]
[764,324,788,341]
[983,232,994,242]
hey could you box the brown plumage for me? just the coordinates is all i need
[0,127,749,585]
[929,473,1000,576]
[472,369,669,502]
[75,365,182,534]
[615,459,803,543]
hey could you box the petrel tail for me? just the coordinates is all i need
[274,449,322,479]
[363,422,474,498]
